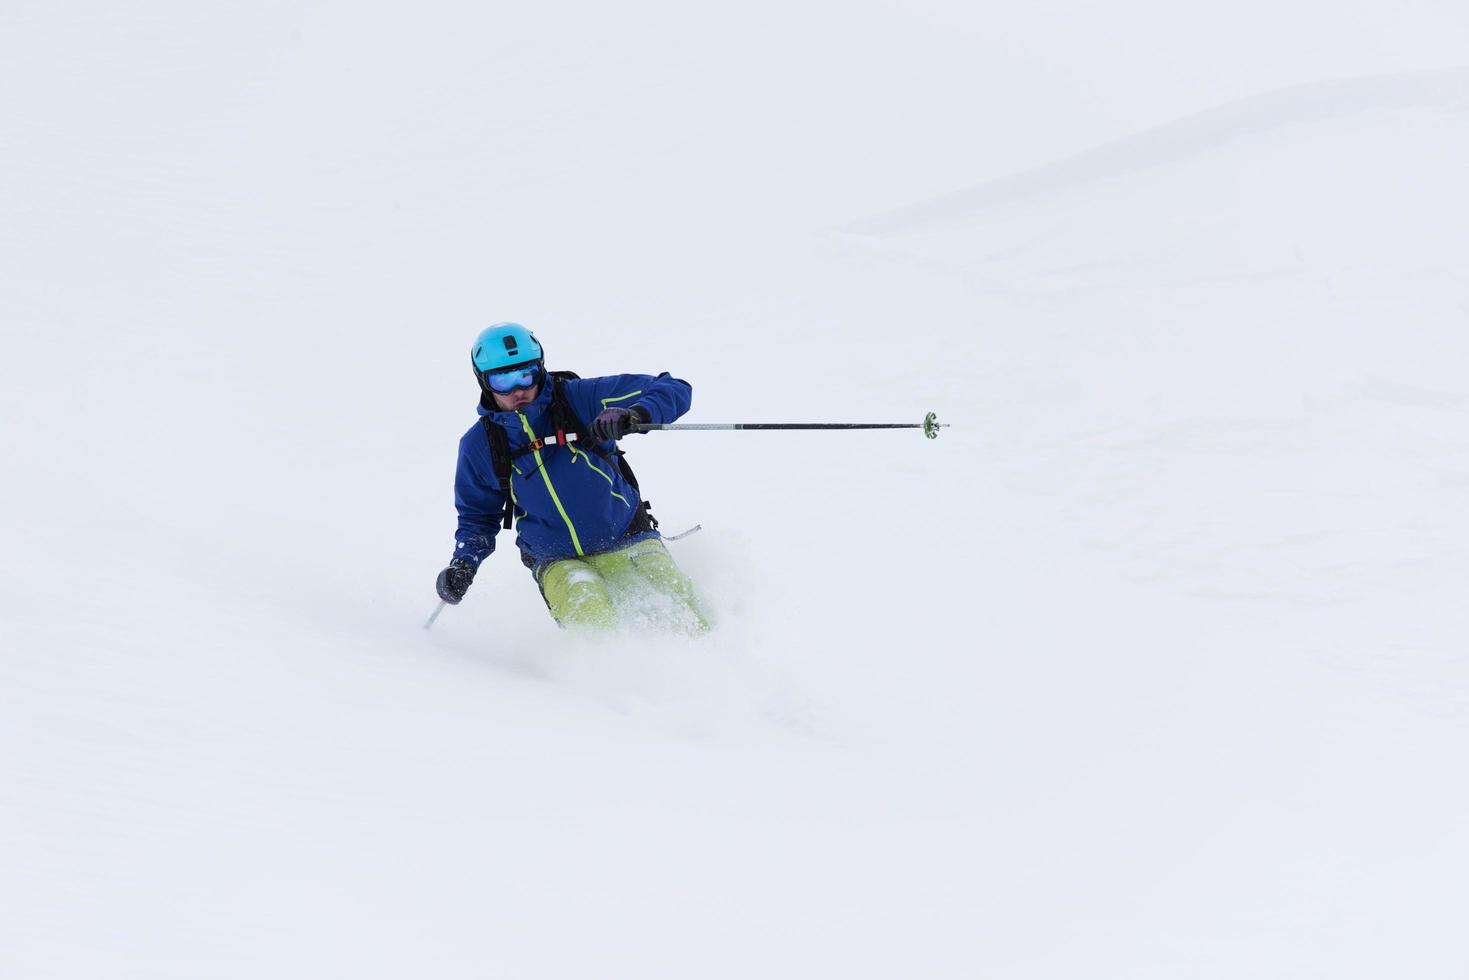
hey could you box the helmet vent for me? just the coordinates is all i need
[503,336,519,357]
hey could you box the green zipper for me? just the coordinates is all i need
[568,443,630,504]
[518,411,584,556]
[600,389,642,411]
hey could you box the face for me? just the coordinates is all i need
[491,382,540,412]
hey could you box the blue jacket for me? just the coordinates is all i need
[452,372,693,567]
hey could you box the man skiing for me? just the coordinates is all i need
[435,322,708,632]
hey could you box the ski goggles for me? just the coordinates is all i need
[483,362,543,394]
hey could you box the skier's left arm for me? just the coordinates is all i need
[574,372,693,433]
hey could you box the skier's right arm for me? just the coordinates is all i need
[439,430,504,602]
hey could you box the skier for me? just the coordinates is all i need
[435,322,708,632]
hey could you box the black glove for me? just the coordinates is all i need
[589,405,650,442]
[436,558,477,604]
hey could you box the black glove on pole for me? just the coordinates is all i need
[589,406,650,442]
[436,557,477,604]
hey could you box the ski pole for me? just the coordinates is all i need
[424,601,447,630]
[517,413,946,452]
[635,412,949,440]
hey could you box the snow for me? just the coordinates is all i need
[3,2,1468,977]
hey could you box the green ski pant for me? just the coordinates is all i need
[535,537,709,633]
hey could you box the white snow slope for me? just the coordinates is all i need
[3,3,1468,978]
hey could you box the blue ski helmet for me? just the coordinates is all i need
[471,322,544,396]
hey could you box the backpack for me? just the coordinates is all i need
[477,371,657,534]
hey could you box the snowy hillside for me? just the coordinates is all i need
[3,3,1468,978]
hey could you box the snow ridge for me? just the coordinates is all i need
[843,68,1469,236]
